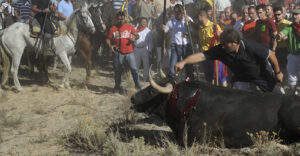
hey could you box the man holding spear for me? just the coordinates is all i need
[162,4,194,80]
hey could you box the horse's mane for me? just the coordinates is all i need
[60,7,89,35]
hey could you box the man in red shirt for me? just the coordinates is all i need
[106,11,141,94]
[242,6,258,39]
[254,4,277,49]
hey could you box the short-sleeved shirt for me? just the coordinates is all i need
[276,19,292,49]
[281,25,300,55]
[32,0,51,17]
[165,17,193,45]
[13,1,31,21]
[198,20,222,51]
[203,39,273,82]
[57,0,73,19]
[137,1,154,18]
[112,0,125,12]
[254,18,277,48]
[242,20,256,40]
[107,24,136,54]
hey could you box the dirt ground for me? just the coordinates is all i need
[0,55,299,156]
[0,55,174,155]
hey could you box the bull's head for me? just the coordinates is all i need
[131,66,174,117]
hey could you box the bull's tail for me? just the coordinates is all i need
[0,40,11,86]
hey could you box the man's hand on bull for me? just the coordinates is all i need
[175,61,185,75]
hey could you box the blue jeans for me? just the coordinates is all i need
[169,43,194,79]
[113,52,141,89]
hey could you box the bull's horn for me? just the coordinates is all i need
[160,68,166,78]
[149,65,173,94]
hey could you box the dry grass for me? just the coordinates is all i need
[62,118,107,153]
[0,109,23,129]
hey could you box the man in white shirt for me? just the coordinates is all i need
[134,17,153,81]
[162,4,194,80]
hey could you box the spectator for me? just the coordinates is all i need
[266,4,274,19]
[276,8,300,95]
[235,6,250,38]
[13,0,31,23]
[189,10,227,86]
[134,17,152,82]
[162,4,194,80]
[254,4,277,48]
[273,6,292,83]
[57,0,73,20]
[136,0,156,28]
[242,6,258,39]
[257,0,269,5]
[112,0,125,12]
[106,11,142,94]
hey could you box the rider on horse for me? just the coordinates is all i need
[31,0,58,52]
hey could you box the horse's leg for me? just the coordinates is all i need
[42,55,49,83]
[78,48,91,83]
[11,55,23,91]
[53,56,58,70]
[58,52,71,89]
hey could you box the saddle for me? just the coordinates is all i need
[29,17,61,38]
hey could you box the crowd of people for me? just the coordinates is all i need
[0,0,300,95]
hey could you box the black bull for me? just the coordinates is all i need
[131,79,300,147]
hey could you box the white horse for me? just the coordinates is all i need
[0,5,96,92]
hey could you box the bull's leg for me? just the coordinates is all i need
[11,56,23,91]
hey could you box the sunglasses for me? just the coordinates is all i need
[275,14,282,16]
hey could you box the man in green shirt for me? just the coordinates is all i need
[276,8,300,95]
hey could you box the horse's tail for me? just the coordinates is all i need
[0,39,11,86]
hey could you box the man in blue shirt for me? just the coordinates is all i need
[57,0,73,20]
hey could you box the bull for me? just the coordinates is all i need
[131,71,300,147]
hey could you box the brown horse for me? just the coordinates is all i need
[75,3,107,83]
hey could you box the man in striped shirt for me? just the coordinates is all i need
[112,0,125,12]
[13,0,31,22]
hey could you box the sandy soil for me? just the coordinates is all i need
[0,55,172,155]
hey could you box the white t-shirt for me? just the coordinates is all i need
[164,17,193,45]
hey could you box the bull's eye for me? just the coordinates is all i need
[150,89,156,96]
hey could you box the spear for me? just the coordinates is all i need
[160,0,166,70]
[181,0,200,80]
[213,0,219,86]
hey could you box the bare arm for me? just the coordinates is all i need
[58,12,67,20]
[106,38,116,53]
[31,4,50,14]
[175,52,206,74]
[268,50,283,82]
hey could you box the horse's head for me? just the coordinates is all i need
[88,3,105,32]
[75,6,96,34]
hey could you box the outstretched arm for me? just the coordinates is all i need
[175,52,206,74]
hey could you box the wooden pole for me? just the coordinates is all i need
[213,0,219,86]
